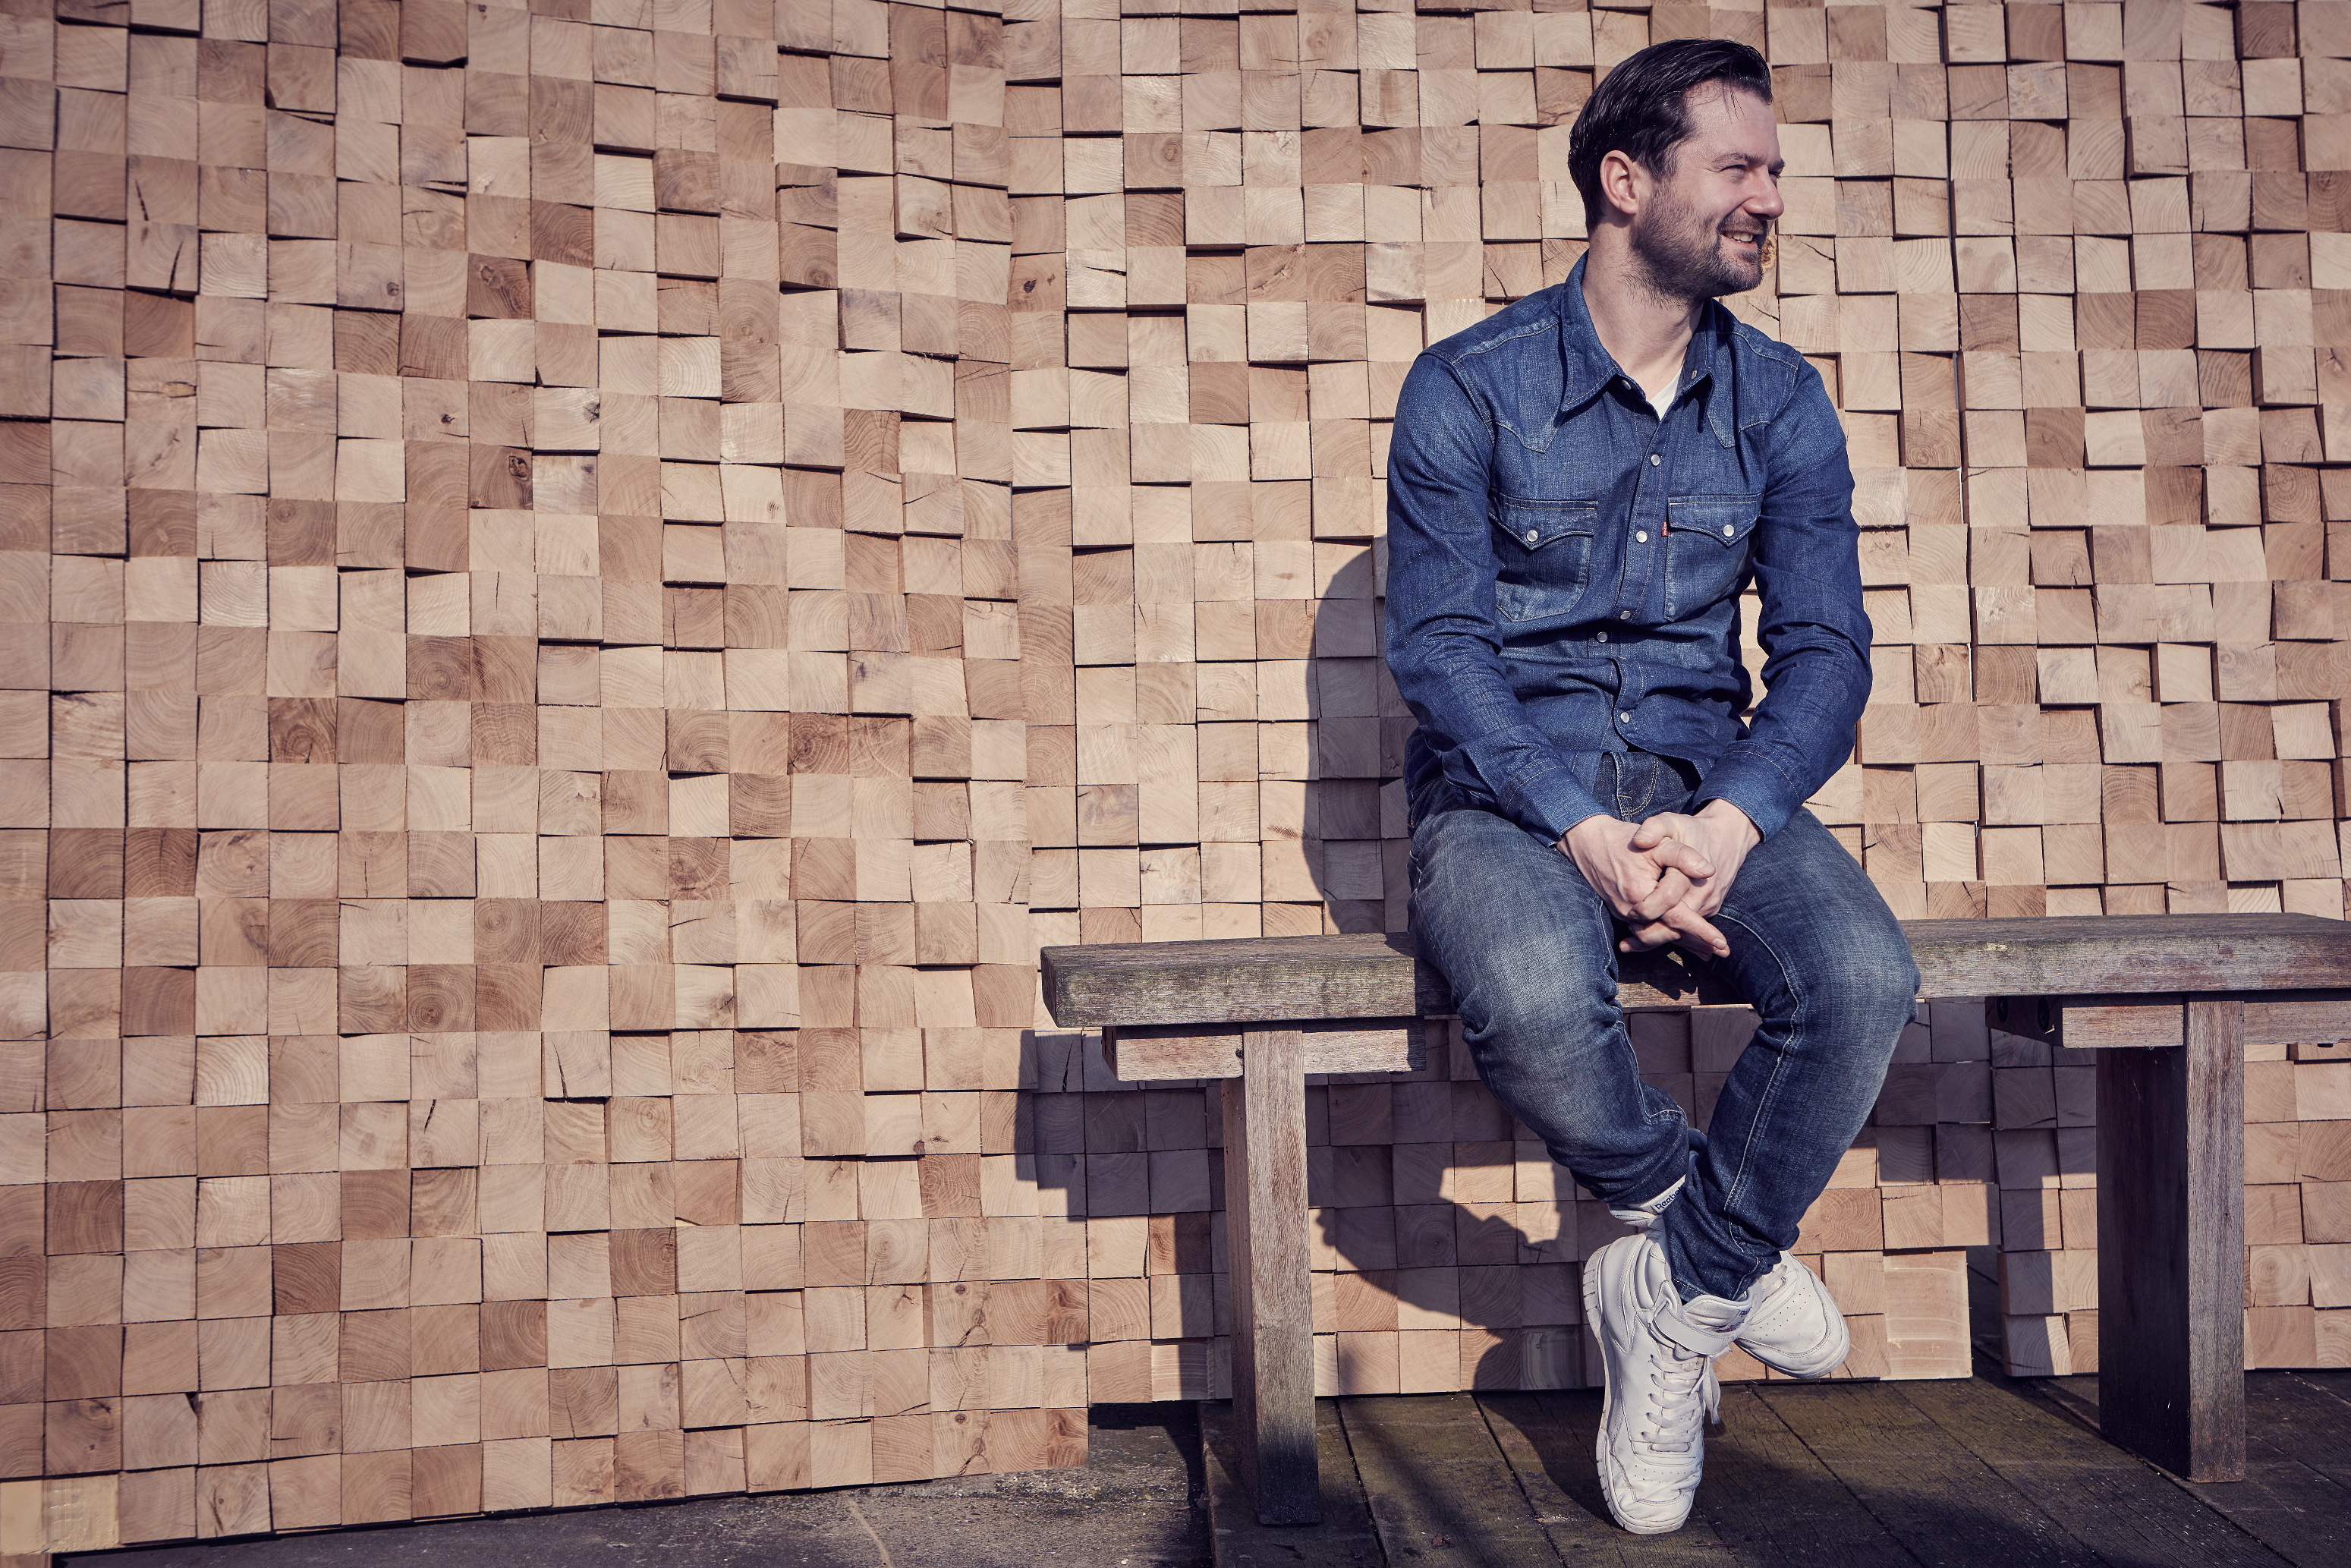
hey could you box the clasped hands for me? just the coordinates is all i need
[1559,801,1762,958]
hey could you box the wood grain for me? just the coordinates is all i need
[8,0,2350,1550]
[2098,999,2247,1482]
[1223,1028,1319,1525]
[1104,1019,1426,1080]
[1047,918,2351,1028]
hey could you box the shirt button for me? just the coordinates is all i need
[1594,631,1607,643]
[1649,454,1661,466]
[1619,609,1632,620]
[1619,711,1633,724]
[1635,531,1648,543]
[1723,524,1736,537]
[1525,528,1538,543]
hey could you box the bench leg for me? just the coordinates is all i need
[1221,1026,1318,1524]
[2096,996,2246,1481]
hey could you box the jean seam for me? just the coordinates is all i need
[1711,905,1799,1274]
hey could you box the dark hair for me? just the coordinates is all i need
[1567,39,1773,225]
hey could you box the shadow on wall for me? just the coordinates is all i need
[1019,1050,1610,1396]
[1305,568,1607,1392]
[1313,1173,1607,1394]
[1293,543,1408,937]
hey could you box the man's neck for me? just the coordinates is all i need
[1581,235,1705,408]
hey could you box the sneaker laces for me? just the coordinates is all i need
[1749,1255,1796,1305]
[1634,1342,1720,1462]
[1624,1288,1738,1497]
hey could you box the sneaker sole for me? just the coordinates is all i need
[1581,1239,1697,1536]
[1742,1327,1849,1381]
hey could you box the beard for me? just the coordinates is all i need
[1628,181,1770,304]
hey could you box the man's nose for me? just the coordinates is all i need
[1747,177,1786,220]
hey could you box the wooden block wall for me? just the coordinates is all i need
[0,0,2346,1552]
[1987,1028,2351,1377]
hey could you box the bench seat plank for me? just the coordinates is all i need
[1043,915,2351,1030]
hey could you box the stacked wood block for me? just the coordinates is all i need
[1986,1025,2351,1378]
[0,0,2344,1553]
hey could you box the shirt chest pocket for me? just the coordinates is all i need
[1491,500,1597,622]
[1663,496,1761,617]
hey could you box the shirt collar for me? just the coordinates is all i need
[1558,253,1736,417]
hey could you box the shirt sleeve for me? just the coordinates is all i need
[1382,353,1613,843]
[1689,361,1874,840]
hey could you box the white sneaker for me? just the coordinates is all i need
[1606,1182,1848,1380]
[1582,1233,1747,1535]
[1733,1252,1849,1378]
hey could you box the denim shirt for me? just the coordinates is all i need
[1383,257,1872,845]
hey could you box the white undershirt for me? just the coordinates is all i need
[1643,372,1681,421]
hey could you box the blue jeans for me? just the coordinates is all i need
[1407,750,1919,1302]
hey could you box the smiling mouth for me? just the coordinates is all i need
[1721,228,1772,265]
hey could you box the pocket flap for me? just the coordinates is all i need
[1494,500,1597,550]
[1667,498,1761,546]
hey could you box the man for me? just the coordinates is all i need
[1382,39,1921,1535]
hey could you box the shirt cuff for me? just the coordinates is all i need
[1514,766,1613,846]
[1691,754,1802,842]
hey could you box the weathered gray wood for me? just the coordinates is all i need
[2244,995,2351,1045]
[1892,1378,2292,1568]
[1988,992,2351,1051]
[1488,1387,1913,1564]
[1105,1018,1426,1080]
[2174,1372,2351,1563]
[1905,915,2351,997]
[1042,916,2351,1029]
[2060,1003,2188,1050]
[1755,1381,2109,1568]
[1224,1027,1319,1525]
[1999,1000,2188,1050]
[1048,933,1438,1025]
[2098,997,2246,1483]
[1042,931,1743,1026]
[1338,1394,1569,1566]
[1198,1399,1383,1566]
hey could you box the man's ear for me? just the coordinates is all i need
[1597,147,1642,221]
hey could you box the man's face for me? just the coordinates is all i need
[1626,85,1786,302]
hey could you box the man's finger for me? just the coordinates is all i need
[1659,902,1729,959]
[1649,839,1715,880]
[1628,813,1691,851]
[1617,920,1678,953]
[1631,868,1692,922]
[1627,813,1687,850]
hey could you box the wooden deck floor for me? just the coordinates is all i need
[1204,1371,2351,1568]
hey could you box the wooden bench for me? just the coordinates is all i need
[1041,914,2351,1524]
